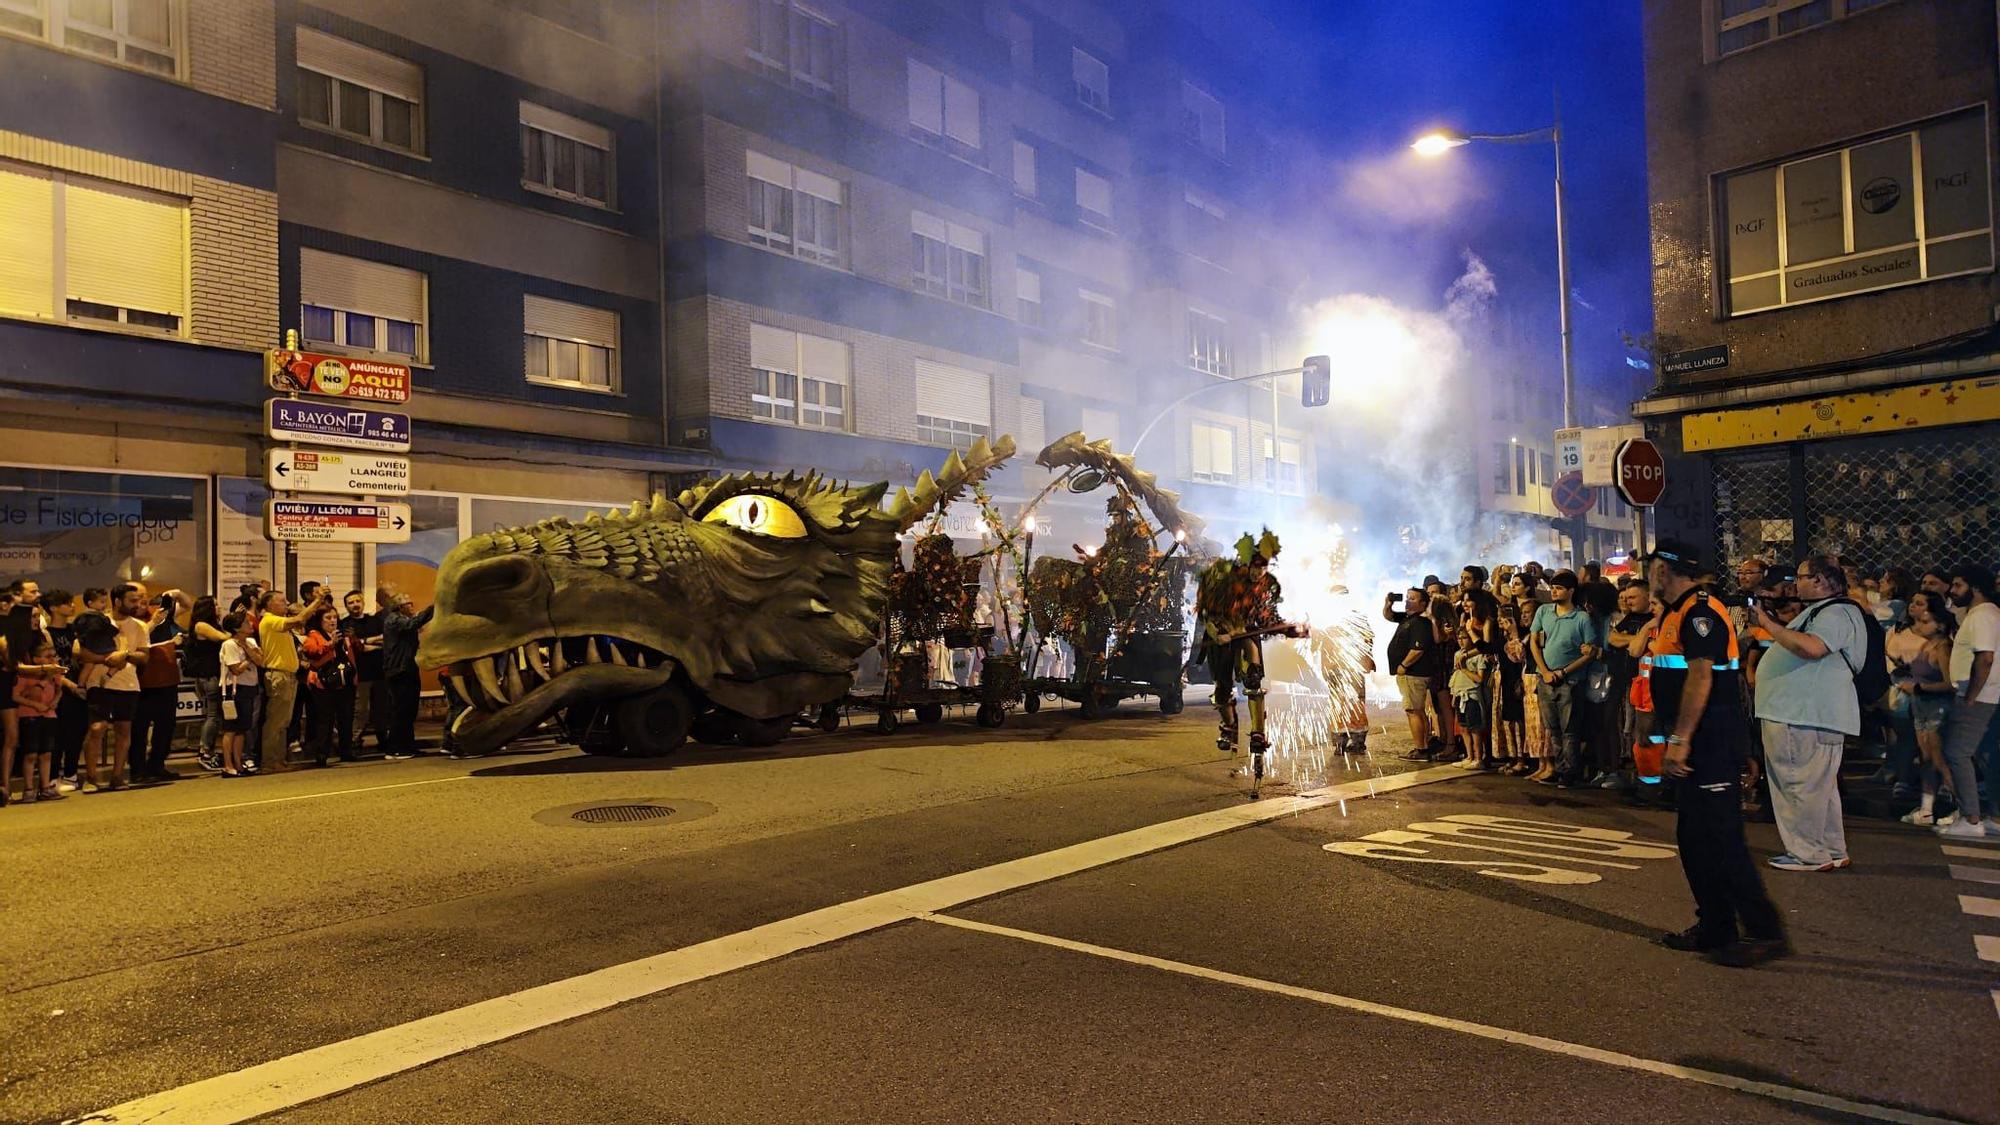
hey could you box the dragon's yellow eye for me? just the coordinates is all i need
[702,494,809,538]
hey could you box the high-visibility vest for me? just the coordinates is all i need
[1648,590,1741,673]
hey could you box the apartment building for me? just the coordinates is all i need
[1635,0,1999,569]
[0,0,696,603]
[659,0,1322,545]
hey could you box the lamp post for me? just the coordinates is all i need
[1415,91,1583,565]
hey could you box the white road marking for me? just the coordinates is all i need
[157,775,473,817]
[1975,935,2000,964]
[920,913,1954,1125]
[1942,845,2000,861]
[1949,864,2000,886]
[78,765,1467,1123]
[1958,895,2000,919]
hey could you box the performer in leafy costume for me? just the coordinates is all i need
[1191,529,1305,795]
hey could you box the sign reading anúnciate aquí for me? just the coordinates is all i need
[266,349,412,403]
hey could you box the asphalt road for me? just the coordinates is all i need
[3,703,1996,1124]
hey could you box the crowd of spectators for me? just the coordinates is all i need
[0,578,437,805]
[1384,552,2000,852]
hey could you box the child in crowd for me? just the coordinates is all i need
[218,610,263,778]
[1449,623,1490,768]
[71,588,118,792]
[1898,594,1958,827]
[12,640,63,803]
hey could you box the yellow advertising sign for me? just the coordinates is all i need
[1682,375,2000,452]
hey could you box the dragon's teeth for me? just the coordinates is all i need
[609,640,628,666]
[473,659,507,705]
[552,640,569,674]
[504,657,527,700]
[526,642,551,681]
[585,637,604,664]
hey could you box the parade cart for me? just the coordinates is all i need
[1017,433,1206,719]
[824,436,1027,734]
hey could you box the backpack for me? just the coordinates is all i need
[1799,597,1890,711]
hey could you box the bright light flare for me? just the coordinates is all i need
[1411,131,1467,157]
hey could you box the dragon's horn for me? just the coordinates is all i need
[888,434,1018,530]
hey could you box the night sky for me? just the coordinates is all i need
[1244,0,1653,416]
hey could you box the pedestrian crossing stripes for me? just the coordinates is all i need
[1961,895,2000,919]
[1948,864,2000,885]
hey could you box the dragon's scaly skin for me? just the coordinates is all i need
[421,472,898,755]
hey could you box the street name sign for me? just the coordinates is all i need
[1551,471,1594,519]
[265,500,412,543]
[266,348,412,404]
[266,399,411,453]
[1580,424,1645,486]
[267,449,410,496]
[1614,439,1667,508]
[1658,344,1728,379]
[1554,428,1583,476]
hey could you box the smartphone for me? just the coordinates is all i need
[1389,592,1404,603]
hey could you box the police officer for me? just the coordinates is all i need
[1642,539,1790,968]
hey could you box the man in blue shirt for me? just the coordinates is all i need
[1751,555,1867,871]
[1530,570,1606,787]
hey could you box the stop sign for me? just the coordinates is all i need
[1615,438,1666,507]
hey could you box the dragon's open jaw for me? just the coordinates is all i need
[445,636,677,755]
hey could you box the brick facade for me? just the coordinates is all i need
[188,0,278,110]
[190,176,280,351]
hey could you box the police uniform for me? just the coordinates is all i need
[1649,585,1784,947]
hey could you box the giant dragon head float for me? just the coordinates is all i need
[422,438,1014,756]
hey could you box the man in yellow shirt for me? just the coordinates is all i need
[256,586,327,772]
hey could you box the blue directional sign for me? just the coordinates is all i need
[266,398,412,453]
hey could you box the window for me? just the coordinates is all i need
[1721,107,1990,315]
[1079,288,1116,349]
[1081,407,1119,449]
[1180,81,1225,156]
[750,323,849,429]
[911,211,988,308]
[1018,396,1046,454]
[747,0,842,100]
[1012,139,1037,198]
[524,294,619,392]
[1715,0,1895,56]
[1492,443,1511,494]
[0,0,179,76]
[1002,10,1031,73]
[907,59,981,156]
[1539,452,1553,485]
[1191,420,1235,484]
[1513,444,1527,496]
[301,249,425,360]
[746,151,845,267]
[1187,309,1229,375]
[1183,189,1225,261]
[296,28,424,155]
[1074,167,1112,228]
[0,162,186,335]
[914,358,991,449]
[520,102,613,207]
[1071,47,1109,115]
[1263,434,1302,491]
[1016,265,1042,326]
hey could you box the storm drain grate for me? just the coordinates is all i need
[571,803,675,825]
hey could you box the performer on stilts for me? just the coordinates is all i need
[1192,529,1306,797]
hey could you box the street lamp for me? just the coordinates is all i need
[1413,94,1583,567]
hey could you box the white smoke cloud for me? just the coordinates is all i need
[1338,148,1488,227]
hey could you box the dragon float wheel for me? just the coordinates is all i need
[876,709,901,735]
[817,703,842,733]
[1022,691,1041,714]
[1079,690,1103,719]
[1160,687,1185,715]
[613,683,693,757]
[914,703,945,725]
[976,703,1005,728]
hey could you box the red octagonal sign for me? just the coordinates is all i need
[1615,438,1667,508]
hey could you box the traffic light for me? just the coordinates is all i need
[1301,354,1330,407]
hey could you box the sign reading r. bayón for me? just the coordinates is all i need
[266,348,411,404]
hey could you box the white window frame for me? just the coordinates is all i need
[1015,264,1042,326]
[295,28,426,156]
[1262,433,1303,493]
[1012,138,1037,198]
[1186,308,1229,376]
[299,248,427,363]
[1714,0,1898,59]
[520,101,614,208]
[1190,419,1236,485]
[911,211,989,309]
[1492,442,1512,495]
[1079,288,1116,350]
[1071,47,1109,116]
[907,58,981,156]
[0,0,182,78]
[913,358,991,451]
[1180,81,1225,156]
[750,323,849,431]
[0,160,189,336]
[746,151,846,267]
[524,295,620,394]
[1184,188,1226,261]
[746,0,843,101]
[1074,167,1112,229]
